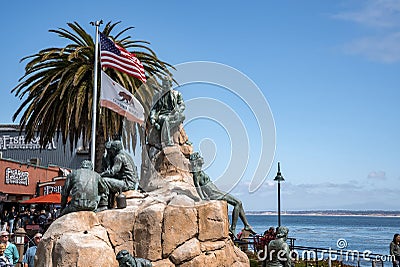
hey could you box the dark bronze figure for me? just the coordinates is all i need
[149,77,185,147]
[60,160,108,216]
[266,226,292,267]
[189,152,256,235]
[101,140,139,208]
[116,250,152,267]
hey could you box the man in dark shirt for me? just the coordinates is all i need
[101,140,138,208]
[60,160,107,216]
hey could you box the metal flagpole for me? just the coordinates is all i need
[90,20,103,166]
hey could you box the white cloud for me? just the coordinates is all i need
[343,32,400,63]
[367,170,387,179]
[333,0,400,28]
[333,0,400,63]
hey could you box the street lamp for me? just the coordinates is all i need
[274,162,285,227]
[14,227,26,267]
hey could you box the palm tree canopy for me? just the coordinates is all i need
[11,21,173,159]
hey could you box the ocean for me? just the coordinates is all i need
[234,215,400,266]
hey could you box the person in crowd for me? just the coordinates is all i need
[390,233,400,267]
[32,209,40,225]
[0,243,12,267]
[19,209,29,229]
[261,227,277,267]
[0,211,8,232]
[7,207,16,234]
[22,232,42,267]
[37,210,47,231]
[261,227,276,247]
[0,231,19,266]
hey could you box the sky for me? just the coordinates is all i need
[1,0,399,211]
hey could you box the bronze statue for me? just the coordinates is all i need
[189,152,256,235]
[116,250,152,267]
[60,160,108,216]
[100,140,139,208]
[266,226,292,267]
[149,77,185,147]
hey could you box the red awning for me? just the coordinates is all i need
[21,193,68,204]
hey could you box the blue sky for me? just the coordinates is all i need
[1,1,399,211]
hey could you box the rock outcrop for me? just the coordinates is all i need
[35,119,249,266]
[36,189,249,266]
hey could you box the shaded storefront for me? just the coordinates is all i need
[0,124,87,207]
[0,159,62,205]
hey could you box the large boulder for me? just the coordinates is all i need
[35,194,249,267]
[35,123,249,266]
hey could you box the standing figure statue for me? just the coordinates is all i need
[60,160,107,216]
[189,152,256,235]
[149,77,185,147]
[101,140,139,208]
[266,226,292,267]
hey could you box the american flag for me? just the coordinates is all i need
[100,33,146,83]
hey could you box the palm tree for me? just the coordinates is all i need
[11,21,172,171]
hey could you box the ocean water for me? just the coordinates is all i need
[234,215,399,265]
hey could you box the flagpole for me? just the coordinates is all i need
[90,20,103,167]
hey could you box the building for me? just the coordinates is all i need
[0,159,61,202]
[0,124,89,207]
[0,124,89,168]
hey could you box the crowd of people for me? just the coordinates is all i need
[0,206,59,266]
[0,230,42,267]
[1,206,60,234]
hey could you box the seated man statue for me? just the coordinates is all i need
[101,140,139,208]
[189,152,256,235]
[149,77,185,147]
[60,160,107,216]
[266,226,292,267]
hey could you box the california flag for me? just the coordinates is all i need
[100,70,144,124]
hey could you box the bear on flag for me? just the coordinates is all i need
[100,70,144,124]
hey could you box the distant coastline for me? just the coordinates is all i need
[247,210,400,217]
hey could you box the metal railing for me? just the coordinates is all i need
[293,245,389,267]
[234,237,392,267]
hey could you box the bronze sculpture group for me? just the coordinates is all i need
[60,76,255,240]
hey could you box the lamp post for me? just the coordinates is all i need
[14,227,26,267]
[274,162,285,227]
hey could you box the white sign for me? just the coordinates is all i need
[0,135,56,150]
[43,185,62,195]
[5,167,29,186]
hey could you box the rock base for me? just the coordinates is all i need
[35,191,249,267]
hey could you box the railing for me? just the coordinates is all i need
[293,245,390,267]
[234,237,392,267]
